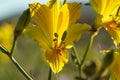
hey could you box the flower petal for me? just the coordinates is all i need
[0,24,14,51]
[90,0,120,22]
[104,21,120,46]
[48,0,61,34]
[29,2,53,40]
[57,2,81,42]
[65,24,90,48]
[45,48,68,73]
[67,2,81,25]
[110,52,120,80]
[90,0,120,15]
[24,24,52,49]
[0,24,14,62]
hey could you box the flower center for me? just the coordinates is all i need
[53,31,67,55]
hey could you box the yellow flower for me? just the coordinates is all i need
[0,24,14,62]
[24,0,90,73]
[110,52,120,80]
[90,0,120,46]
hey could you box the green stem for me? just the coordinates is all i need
[9,56,33,80]
[79,32,95,77]
[71,46,81,76]
[48,68,52,80]
[72,45,81,64]
[10,36,17,55]
[0,45,33,80]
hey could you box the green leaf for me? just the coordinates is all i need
[15,9,31,38]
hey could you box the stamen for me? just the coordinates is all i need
[61,31,67,41]
[54,33,58,38]
[53,39,57,41]
[53,32,66,56]
[117,23,120,27]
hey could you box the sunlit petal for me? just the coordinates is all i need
[57,3,81,42]
[49,0,61,34]
[90,0,120,22]
[65,24,90,48]
[45,48,68,73]
[24,24,52,49]
[67,2,81,25]
[90,0,120,16]
[104,21,120,46]
[110,52,120,80]
[0,24,14,62]
[29,3,53,40]
[0,24,14,51]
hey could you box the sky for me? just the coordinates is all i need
[0,0,89,21]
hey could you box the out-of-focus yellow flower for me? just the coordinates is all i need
[24,0,90,73]
[0,24,14,62]
[90,0,120,46]
[110,52,120,80]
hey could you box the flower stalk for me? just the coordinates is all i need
[48,68,52,80]
[0,44,33,80]
[10,36,17,55]
[71,46,81,76]
[9,56,33,80]
[79,32,96,78]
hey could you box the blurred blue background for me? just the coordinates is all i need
[0,0,89,21]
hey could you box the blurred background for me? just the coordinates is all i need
[0,0,114,80]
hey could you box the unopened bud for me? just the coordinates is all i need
[15,9,30,38]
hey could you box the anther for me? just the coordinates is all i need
[54,33,58,38]
[61,31,67,41]
[53,39,57,41]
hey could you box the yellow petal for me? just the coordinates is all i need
[0,24,14,51]
[101,0,120,17]
[90,0,120,15]
[110,52,120,80]
[45,48,68,73]
[48,0,61,34]
[0,24,14,62]
[65,24,90,48]
[67,2,81,25]
[57,2,81,42]
[104,21,120,46]
[90,0,120,22]
[94,14,103,28]
[29,2,53,40]
[24,24,52,49]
